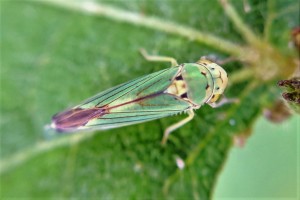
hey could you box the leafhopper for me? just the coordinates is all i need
[51,50,228,145]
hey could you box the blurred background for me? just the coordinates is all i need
[1,0,299,199]
[215,116,298,198]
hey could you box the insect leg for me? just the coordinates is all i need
[199,55,237,65]
[140,49,178,67]
[208,95,239,108]
[161,110,194,145]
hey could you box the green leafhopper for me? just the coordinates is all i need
[51,50,228,144]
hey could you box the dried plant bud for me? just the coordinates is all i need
[278,78,300,114]
[233,128,252,148]
[291,27,300,51]
[263,100,291,123]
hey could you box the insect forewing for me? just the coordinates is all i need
[52,66,192,131]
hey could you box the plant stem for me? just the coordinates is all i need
[219,0,261,46]
[0,132,96,174]
[40,0,245,56]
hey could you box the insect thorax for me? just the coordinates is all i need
[165,63,214,107]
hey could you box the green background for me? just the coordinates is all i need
[215,116,298,198]
[1,0,298,199]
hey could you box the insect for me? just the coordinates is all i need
[51,50,228,145]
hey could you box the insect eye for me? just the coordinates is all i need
[211,67,215,70]
[216,87,220,90]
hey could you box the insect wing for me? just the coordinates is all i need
[52,66,191,131]
[85,91,191,129]
[82,67,191,129]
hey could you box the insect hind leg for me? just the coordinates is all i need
[161,110,195,146]
[140,49,178,67]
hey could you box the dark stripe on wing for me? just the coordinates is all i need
[96,68,171,106]
[82,78,139,105]
[52,107,106,131]
[110,109,185,113]
[86,106,190,128]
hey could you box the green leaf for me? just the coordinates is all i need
[1,0,298,199]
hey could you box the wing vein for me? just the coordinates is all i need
[98,68,172,106]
